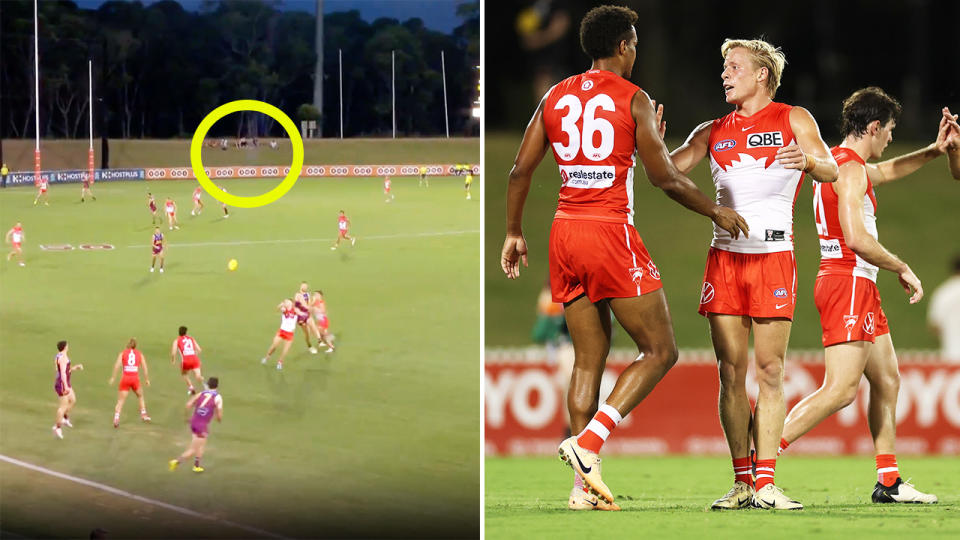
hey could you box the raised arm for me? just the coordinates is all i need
[669,121,712,175]
[778,106,838,183]
[868,108,960,185]
[836,162,922,303]
[502,96,551,279]
[632,90,748,238]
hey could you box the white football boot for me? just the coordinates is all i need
[872,478,938,504]
[558,436,613,504]
[568,487,621,511]
[710,481,755,510]
[752,484,803,510]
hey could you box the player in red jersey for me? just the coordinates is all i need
[261,299,299,370]
[164,197,180,230]
[52,340,84,439]
[81,174,96,202]
[108,338,151,427]
[312,290,336,352]
[331,210,355,250]
[665,38,839,510]
[191,186,204,216]
[501,6,747,511]
[383,176,395,203]
[171,326,204,395]
[150,227,165,273]
[6,222,25,267]
[147,192,160,224]
[33,177,50,206]
[169,377,223,473]
[294,281,320,354]
[776,89,959,504]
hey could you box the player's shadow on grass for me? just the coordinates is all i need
[132,262,182,287]
[261,351,331,416]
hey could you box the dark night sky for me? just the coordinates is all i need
[71,0,464,33]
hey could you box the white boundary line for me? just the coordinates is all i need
[124,229,479,249]
[0,454,290,539]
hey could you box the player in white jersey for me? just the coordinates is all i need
[667,39,838,510]
[777,88,957,504]
[261,299,299,370]
[6,222,25,266]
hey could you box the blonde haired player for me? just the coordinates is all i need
[261,299,299,370]
[109,338,152,428]
[776,89,958,505]
[6,222,25,267]
[666,38,838,510]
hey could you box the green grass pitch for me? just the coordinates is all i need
[485,456,960,539]
[0,139,480,538]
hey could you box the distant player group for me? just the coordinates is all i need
[502,6,960,511]
[51,326,223,473]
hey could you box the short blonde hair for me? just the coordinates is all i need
[721,38,787,98]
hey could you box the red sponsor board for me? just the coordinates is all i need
[485,348,960,456]
[144,164,477,180]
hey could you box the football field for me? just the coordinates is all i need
[0,155,481,537]
[485,456,960,539]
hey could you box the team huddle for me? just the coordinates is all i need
[51,327,224,473]
[501,6,960,511]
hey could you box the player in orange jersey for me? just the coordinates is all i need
[171,326,204,395]
[108,338,151,427]
[33,176,50,205]
[501,5,747,511]
[191,186,204,216]
[664,38,840,510]
[331,210,355,250]
[164,197,180,230]
[52,340,84,439]
[261,299,299,370]
[312,290,336,352]
[6,222,25,267]
[383,176,395,203]
[776,89,958,505]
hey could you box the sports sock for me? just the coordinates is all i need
[755,459,777,490]
[194,457,200,467]
[876,454,899,487]
[732,456,754,487]
[778,437,790,455]
[576,404,622,454]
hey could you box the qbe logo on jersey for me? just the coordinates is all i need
[745,131,783,149]
[558,165,615,189]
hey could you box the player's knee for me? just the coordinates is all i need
[654,343,679,372]
[829,382,860,408]
[717,359,744,388]
[755,358,784,388]
[877,371,900,396]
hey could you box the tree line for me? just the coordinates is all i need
[0,0,480,140]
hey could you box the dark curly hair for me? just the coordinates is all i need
[840,87,902,139]
[580,5,638,61]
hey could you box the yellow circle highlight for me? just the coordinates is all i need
[190,100,303,208]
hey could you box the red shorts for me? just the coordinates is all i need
[698,248,796,319]
[118,377,141,392]
[39,187,47,193]
[815,274,890,347]
[276,329,294,341]
[12,243,21,250]
[181,356,201,372]
[316,315,329,330]
[339,229,348,237]
[548,219,663,303]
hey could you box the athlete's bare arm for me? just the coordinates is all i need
[777,107,838,183]
[141,356,150,386]
[69,363,84,372]
[669,121,713,175]
[941,107,960,179]
[59,358,71,391]
[836,161,922,303]
[502,97,551,279]
[869,109,960,185]
[632,90,749,238]
[171,339,179,363]
[216,400,223,422]
[186,393,201,409]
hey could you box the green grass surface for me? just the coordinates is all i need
[4,137,480,170]
[0,160,480,537]
[485,456,960,539]
[485,132,959,349]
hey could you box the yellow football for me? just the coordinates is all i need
[228,259,238,271]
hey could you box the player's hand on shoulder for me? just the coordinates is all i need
[501,234,528,280]
[711,205,749,240]
[898,265,923,304]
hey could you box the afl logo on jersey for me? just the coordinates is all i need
[581,80,594,91]
[713,139,736,152]
[773,288,788,298]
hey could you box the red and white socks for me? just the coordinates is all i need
[732,456,754,487]
[576,404,623,454]
[754,459,777,490]
[778,437,790,455]
[876,454,900,487]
